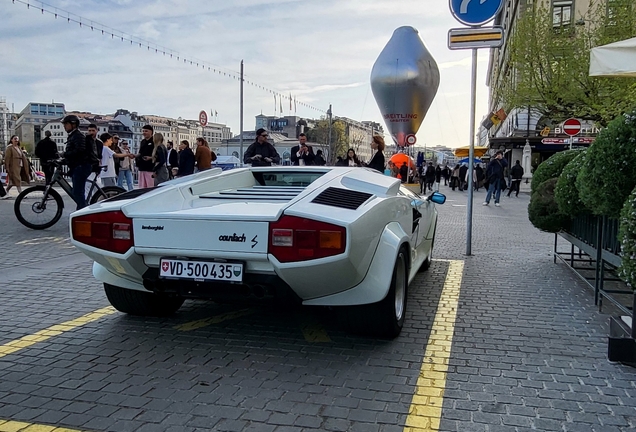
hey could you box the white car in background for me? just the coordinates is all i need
[69,166,445,338]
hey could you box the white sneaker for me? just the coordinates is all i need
[495,203,500,207]
[482,202,489,206]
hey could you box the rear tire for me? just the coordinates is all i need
[14,185,64,230]
[90,186,126,204]
[344,246,408,338]
[104,283,184,316]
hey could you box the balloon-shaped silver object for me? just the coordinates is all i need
[371,26,440,147]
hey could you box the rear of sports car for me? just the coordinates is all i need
[69,168,400,310]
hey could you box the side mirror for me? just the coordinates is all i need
[427,191,446,205]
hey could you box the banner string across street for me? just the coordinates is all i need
[10,0,326,115]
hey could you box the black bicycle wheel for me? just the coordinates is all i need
[90,186,126,204]
[14,185,64,230]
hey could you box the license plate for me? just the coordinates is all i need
[159,258,243,282]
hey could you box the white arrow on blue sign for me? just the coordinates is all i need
[449,0,504,26]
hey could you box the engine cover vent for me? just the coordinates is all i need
[311,187,372,210]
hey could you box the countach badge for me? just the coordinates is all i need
[219,233,246,242]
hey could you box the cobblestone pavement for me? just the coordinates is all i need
[0,183,635,432]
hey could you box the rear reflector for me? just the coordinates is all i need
[268,215,346,263]
[72,211,134,254]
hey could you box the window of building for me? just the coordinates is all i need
[553,1,572,28]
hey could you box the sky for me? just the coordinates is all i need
[0,0,491,149]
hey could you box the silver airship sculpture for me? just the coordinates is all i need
[371,26,440,147]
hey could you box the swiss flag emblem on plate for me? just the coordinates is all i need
[162,262,169,272]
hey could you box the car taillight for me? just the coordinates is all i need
[72,211,134,254]
[269,215,346,263]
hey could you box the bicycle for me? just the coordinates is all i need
[14,159,126,230]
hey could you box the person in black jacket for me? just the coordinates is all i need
[483,150,508,206]
[290,133,315,166]
[243,129,280,166]
[135,125,155,188]
[507,160,524,197]
[35,130,59,185]
[367,135,385,173]
[177,140,195,177]
[166,141,179,178]
[62,115,97,209]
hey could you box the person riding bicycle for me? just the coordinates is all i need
[62,115,98,209]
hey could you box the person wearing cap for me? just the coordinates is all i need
[483,150,508,207]
[243,129,280,166]
[117,140,134,191]
[135,124,155,188]
[35,130,59,185]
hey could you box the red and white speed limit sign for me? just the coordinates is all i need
[199,110,208,127]
[405,134,417,146]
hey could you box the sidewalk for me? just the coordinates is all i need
[431,183,636,431]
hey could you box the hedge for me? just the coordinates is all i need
[577,109,636,218]
[619,186,636,288]
[528,178,570,233]
[554,150,590,218]
[531,149,583,194]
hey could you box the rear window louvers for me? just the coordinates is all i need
[103,187,157,202]
[311,187,372,210]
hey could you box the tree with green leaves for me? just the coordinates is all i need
[305,118,347,165]
[499,0,636,126]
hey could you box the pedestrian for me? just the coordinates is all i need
[442,164,450,186]
[34,130,59,185]
[399,162,408,183]
[422,162,434,191]
[483,150,508,207]
[195,137,215,171]
[435,164,442,191]
[458,163,468,191]
[314,149,326,166]
[417,163,424,193]
[367,135,385,173]
[475,163,484,191]
[3,135,31,197]
[111,134,122,178]
[135,125,155,188]
[61,115,97,209]
[99,133,130,187]
[152,133,169,186]
[117,141,135,191]
[450,164,460,191]
[507,160,524,197]
[243,128,280,166]
[344,149,361,167]
[177,140,195,177]
[291,133,315,166]
[166,141,178,178]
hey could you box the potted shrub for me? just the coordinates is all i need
[554,150,591,217]
[528,178,570,232]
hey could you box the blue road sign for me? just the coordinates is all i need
[449,0,504,27]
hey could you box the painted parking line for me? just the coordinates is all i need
[0,419,84,431]
[404,259,465,431]
[174,308,256,331]
[0,307,116,359]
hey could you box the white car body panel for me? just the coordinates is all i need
[69,166,440,307]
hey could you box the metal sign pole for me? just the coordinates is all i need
[466,48,478,256]
[239,60,244,167]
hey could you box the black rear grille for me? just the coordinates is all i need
[104,187,157,202]
[311,187,372,210]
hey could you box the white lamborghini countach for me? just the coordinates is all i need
[70,166,445,338]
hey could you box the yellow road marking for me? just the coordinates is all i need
[404,260,465,431]
[0,307,116,359]
[0,419,85,431]
[174,308,255,331]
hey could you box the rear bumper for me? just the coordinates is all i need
[142,266,301,303]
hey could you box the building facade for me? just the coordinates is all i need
[14,102,65,151]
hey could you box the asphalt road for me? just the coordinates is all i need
[1,184,636,432]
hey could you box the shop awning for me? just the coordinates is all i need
[589,37,636,78]
[453,146,489,158]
